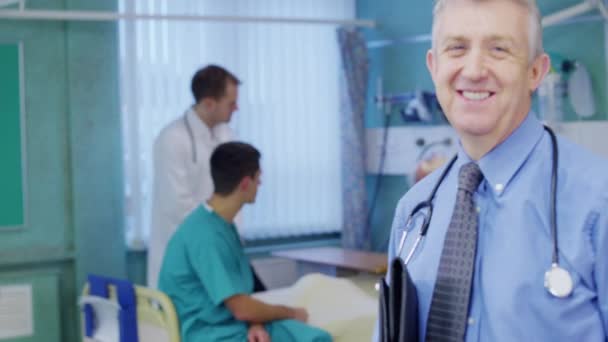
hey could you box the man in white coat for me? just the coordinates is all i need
[148,65,265,290]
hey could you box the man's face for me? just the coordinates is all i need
[427,0,548,146]
[210,81,239,124]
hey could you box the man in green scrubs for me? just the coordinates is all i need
[159,142,332,341]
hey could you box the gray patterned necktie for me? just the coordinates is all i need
[425,162,484,342]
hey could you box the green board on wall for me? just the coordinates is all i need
[0,43,25,228]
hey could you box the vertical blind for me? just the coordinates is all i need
[119,0,353,245]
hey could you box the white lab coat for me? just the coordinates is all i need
[147,108,233,288]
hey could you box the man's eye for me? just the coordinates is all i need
[448,45,465,51]
[493,46,508,53]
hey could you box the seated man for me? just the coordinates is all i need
[159,142,332,342]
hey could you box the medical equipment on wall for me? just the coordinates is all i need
[568,61,596,118]
[538,71,566,126]
[412,137,452,184]
[395,126,574,299]
[375,90,445,124]
[400,91,444,124]
[538,58,597,127]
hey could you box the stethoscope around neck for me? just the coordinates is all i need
[397,125,574,299]
[184,112,198,163]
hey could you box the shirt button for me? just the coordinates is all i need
[476,206,481,213]
[468,317,475,325]
[495,183,504,193]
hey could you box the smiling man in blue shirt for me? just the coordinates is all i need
[378,0,608,341]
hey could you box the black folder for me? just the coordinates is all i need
[378,258,419,342]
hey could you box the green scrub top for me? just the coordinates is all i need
[159,205,332,342]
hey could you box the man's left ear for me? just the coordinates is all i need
[202,97,215,111]
[530,53,551,91]
[426,49,437,84]
[203,98,219,115]
[239,177,250,191]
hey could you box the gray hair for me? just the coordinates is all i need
[432,0,544,61]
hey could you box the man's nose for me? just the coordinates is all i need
[461,49,488,81]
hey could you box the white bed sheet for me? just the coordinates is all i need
[253,273,379,342]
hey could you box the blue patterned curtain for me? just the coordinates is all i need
[337,27,369,250]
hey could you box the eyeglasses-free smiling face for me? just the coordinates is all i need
[427,0,549,157]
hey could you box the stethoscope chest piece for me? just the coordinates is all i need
[544,263,574,298]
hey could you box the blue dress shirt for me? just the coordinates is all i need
[380,114,608,341]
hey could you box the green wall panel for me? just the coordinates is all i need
[127,250,148,286]
[65,0,127,289]
[0,5,77,340]
[0,44,25,228]
[366,175,408,251]
[0,16,72,254]
[0,1,124,341]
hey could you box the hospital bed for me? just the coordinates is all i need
[80,272,380,342]
[80,275,180,342]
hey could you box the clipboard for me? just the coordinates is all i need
[378,258,419,342]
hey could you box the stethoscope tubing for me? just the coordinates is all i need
[183,113,198,163]
[399,126,560,267]
[546,127,559,265]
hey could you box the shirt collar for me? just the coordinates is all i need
[202,201,214,213]
[456,112,544,197]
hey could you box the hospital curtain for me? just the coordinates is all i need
[337,28,370,250]
[119,0,354,247]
